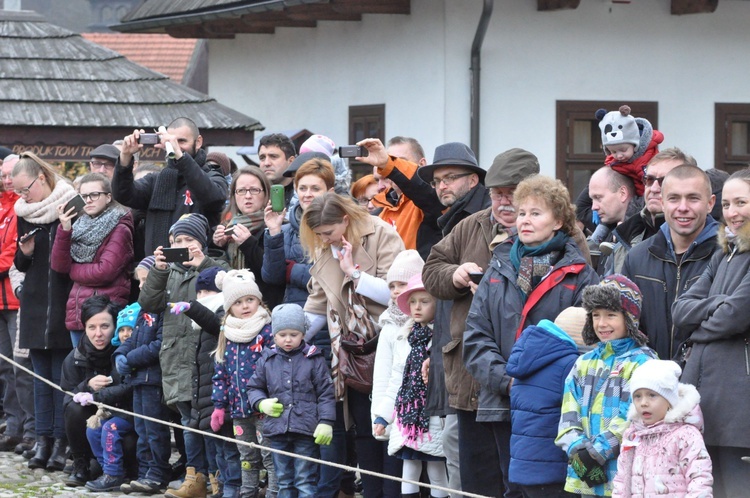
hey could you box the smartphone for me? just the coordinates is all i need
[162,247,190,263]
[469,272,484,285]
[338,145,368,159]
[224,226,235,237]
[138,133,160,145]
[19,227,42,244]
[64,194,86,220]
[271,184,285,212]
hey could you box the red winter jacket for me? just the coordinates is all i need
[0,192,19,311]
[51,210,134,330]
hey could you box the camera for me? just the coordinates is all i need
[138,133,160,145]
[338,146,368,159]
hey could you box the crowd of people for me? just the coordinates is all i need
[0,108,746,498]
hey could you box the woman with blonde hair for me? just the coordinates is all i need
[301,192,405,497]
[12,152,77,471]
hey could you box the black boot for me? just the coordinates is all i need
[22,441,37,459]
[28,435,52,469]
[63,455,90,487]
[46,437,68,471]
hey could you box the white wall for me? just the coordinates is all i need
[210,0,750,177]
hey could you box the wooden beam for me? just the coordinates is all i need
[238,12,317,29]
[330,0,410,15]
[537,0,580,11]
[671,0,718,15]
[284,4,362,22]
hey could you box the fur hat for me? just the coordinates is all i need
[271,303,306,335]
[113,302,140,346]
[169,213,209,249]
[216,269,263,311]
[206,151,233,177]
[581,274,647,346]
[386,250,425,285]
[629,360,682,409]
[484,148,540,188]
[597,105,641,152]
[196,266,223,294]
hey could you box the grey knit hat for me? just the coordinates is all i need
[484,148,540,188]
[272,303,306,335]
[581,274,647,346]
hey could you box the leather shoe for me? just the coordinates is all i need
[14,436,34,455]
[0,434,21,452]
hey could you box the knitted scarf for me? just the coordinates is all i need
[395,321,433,447]
[70,205,128,263]
[510,231,568,298]
[385,301,410,329]
[79,334,115,375]
[226,210,266,269]
[222,306,270,344]
[14,180,76,224]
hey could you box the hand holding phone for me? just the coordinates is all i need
[271,184,285,212]
[64,195,86,220]
[19,228,41,244]
[162,247,190,263]
[469,272,484,285]
[338,145,369,159]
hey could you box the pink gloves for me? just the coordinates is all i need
[210,408,225,432]
[73,392,94,406]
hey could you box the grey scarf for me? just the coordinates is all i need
[70,205,128,263]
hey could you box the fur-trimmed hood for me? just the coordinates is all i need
[626,383,703,431]
[717,221,750,254]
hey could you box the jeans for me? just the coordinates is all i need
[347,388,402,498]
[86,416,133,477]
[31,349,68,438]
[234,416,277,498]
[316,401,346,498]
[209,424,242,498]
[176,401,207,474]
[0,310,23,437]
[268,433,319,498]
[520,484,576,498]
[70,330,83,348]
[707,445,750,498]
[489,421,523,498]
[133,385,171,484]
[456,409,503,497]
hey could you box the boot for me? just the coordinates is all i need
[208,471,221,498]
[164,467,207,498]
[63,455,90,487]
[22,441,38,460]
[28,435,52,469]
[46,437,68,471]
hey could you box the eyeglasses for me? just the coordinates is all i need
[430,172,472,189]
[489,190,515,202]
[356,196,374,206]
[89,160,115,171]
[13,176,38,196]
[643,174,666,188]
[80,191,108,202]
[235,187,264,197]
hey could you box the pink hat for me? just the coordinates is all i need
[300,134,336,156]
[396,274,428,315]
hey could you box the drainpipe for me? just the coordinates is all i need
[470,0,494,159]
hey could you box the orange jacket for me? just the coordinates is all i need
[0,192,19,310]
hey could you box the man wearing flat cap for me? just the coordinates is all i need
[422,149,541,498]
[89,144,120,180]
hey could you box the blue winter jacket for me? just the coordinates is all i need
[261,202,310,306]
[247,343,335,438]
[506,320,579,486]
[115,311,163,387]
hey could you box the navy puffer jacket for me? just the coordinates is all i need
[115,311,163,387]
[505,320,579,486]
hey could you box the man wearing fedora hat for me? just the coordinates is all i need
[422,149,541,498]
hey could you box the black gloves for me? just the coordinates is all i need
[570,447,608,487]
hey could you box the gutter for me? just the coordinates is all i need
[470,0,494,159]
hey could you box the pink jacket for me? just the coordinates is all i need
[612,384,713,498]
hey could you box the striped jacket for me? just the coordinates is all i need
[555,337,656,496]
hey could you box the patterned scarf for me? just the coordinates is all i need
[226,210,266,269]
[395,321,433,447]
[385,301,410,329]
[70,205,128,263]
[510,231,569,298]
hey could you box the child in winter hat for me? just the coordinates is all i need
[271,303,307,337]
[613,360,713,495]
[217,269,264,314]
[580,274,648,346]
[113,302,140,346]
[169,213,209,249]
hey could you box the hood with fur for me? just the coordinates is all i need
[718,221,750,255]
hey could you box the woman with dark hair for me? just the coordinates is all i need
[51,172,134,347]
[212,166,284,308]
[60,295,133,491]
[12,151,77,471]
[301,192,405,498]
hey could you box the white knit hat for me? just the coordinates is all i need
[386,250,425,285]
[215,269,263,311]
[629,360,682,409]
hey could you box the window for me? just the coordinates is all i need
[348,104,385,180]
[556,100,658,199]
[715,103,750,174]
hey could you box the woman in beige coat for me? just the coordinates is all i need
[301,192,404,498]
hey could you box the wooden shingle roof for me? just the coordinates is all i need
[0,9,262,160]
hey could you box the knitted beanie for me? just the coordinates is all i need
[629,359,682,409]
[597,105,641,152]
[581,274,647,346]
[300,134,336,157]
[271,303,306,335]
[136,255,156,271]
[113,302,141,346]
[386,249,425,285]
[553,306,587,349]
[216,269,263,311]
[196,266,223,294]
[169,213,209,249]
[206,151,233,177]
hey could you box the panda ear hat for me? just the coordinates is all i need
[596,105,641,152]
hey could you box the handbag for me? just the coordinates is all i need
[337,283,381,394]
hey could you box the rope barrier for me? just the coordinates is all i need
[0,351,492,498]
